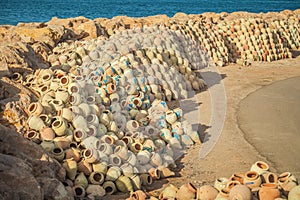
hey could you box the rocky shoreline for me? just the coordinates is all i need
[0,10,299,199]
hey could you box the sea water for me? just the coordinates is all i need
[0,0,299,25]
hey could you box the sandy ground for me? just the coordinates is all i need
[103,54,300,199]
[168,54,300,189]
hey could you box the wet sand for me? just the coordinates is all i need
[238,76,300,178]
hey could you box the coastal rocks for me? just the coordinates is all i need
[0,124,71,200]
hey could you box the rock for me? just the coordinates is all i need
[0,153,43,199]
[0,124,69,199]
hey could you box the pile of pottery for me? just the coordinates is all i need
[157,161,299,200]
[19,51,201,198]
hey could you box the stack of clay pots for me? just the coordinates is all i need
[156,161,299,200]
[21,51,202,198]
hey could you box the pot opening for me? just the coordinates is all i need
[53,148,62,154]
[246,172,257,179]
[41,86,48,92]
[60,77,68,85]
[113,157,120,165]
[70,86,78,93]
[105,186,113,193]
[93,173,102,182]
[85,149,92,157]
[133,99,140,105]
[89,127,95,135]
[87,115,93,122]
[43,74,50,81]
[132,121,138,128]
[148,128,154,134]
[74,187,83,196]
[257,162,268,169]
[105,136,113,144]
[28,103,36,112]
[27,131,36,138]
[135,143,142,151]
[147,175,153,184]
[12,73,20,80]
[69,95,75,103]
[53,120,62,127]
[76,76,83,81]
[75,130,83,138]
[99,144,106,152]
[40,115,47,121]
[122,137,129,144]
[69,142,77,148]
[269,174,275,183]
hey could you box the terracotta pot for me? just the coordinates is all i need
[86,114,99,127]
[229,185,252,200]
[150,152,163,167]
[88,171,104,185]
[243,171,262,189]
[51,147,65,161]
[215,177,229,192]
[106,166,121,181]
[165,110,177,125]
[230,173,245,184]
[65,148,81,162]
[259,183,280,200]
[148,168,161,180]
[85,184,105,198]
[74,128,87,142]
[83,148,100,164]
[216,188,230,199]
[128,190,146,200]
[262,172,278,184]
[288,185,300,200]
[116,175,134,193]
[120,163,134,177]
[81,136,100,149]
[140,173,153,186]
[136,150,151,165]
[39,114,52,126]
[278,172,298,193]
[75,172,88,189]
[40,140,55,152]
[126,120,140,132]
[127,151,137,166]
[27,115,45,131]
[158,166,175,178]
[101,134,115,145]
[72,115,89,132]
[159,184,178,199]
[92,161,108,174]
[63,159,77,180]
[53,136,72,150]
[176,182,197,200]
[109,154,122,166]
[114,145,129,160]
[55,88,69,103]
[72,185,86,198]
[225,181,241,190]
[250,161,269,175]
[24,130,41,144]
[130,142,143,154]
[77,158,93,176]
[197,185,219,200]
[99,143,113,155]
[52,118,67,136]
[28,102,44,116]
[130,174,142,190]
[103,181,117,195]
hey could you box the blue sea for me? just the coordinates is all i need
[0,0,299,25]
